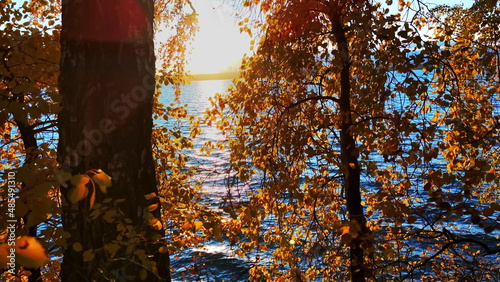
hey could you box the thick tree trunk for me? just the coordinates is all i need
[58,0,169,281]
[331,14,369,282]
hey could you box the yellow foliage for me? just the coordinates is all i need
[147,203,159,212]
[194,221,204,231]
[0,236,50,268]
[68,182,89,204]
[152,219,163,231]
[90,169,112,194]
[144,192,157,200]
[211,0,500,280]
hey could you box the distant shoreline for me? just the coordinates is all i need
[189,72,239,81]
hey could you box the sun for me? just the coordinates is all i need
[187,1,250,75]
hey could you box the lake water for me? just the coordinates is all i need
[158,79,237,204]
[158,80,253,281]
[158,79,500,281]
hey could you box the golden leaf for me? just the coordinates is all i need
[91,169,112,194]
[70,174,90,186]
[194,221,204,231]
[68,184,89,204]
[152,220,163,230]
[158,246,168,253]
[147,203,159,212]
[144,192,157,200]
[15,236,49,268]
[181,221,192,231]
[340,225,350,236]
[89,185,96,209]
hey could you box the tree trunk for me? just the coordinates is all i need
[58,0,169,280]
[330,13,369,282]
[15,118,42,282]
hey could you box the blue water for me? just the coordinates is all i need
[158,80,253,281]
[6,77,493,281]
[15,78,496,280]
[159,79,500,281]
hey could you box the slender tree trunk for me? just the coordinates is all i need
[331,13,369,282]
[15,118,42,282]
[58,0,169,280]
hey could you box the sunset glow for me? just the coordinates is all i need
[187,1,250,74]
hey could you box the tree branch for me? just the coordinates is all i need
[285,95,340,112]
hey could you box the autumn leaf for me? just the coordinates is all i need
[89,185,96,209]
[147,203,159,212]
[181,221,193,231]
[56,169,72,188]
[15,236,49,268]
[194,220,204,231]
[104,243,120,258]
[139,268,148,280]
[83,249,94,262]
[70,174,91,186]
[68,176,90,204]
[90,169,112,194]
[152,219,163,230]
[340,225,350,236]
[340,225,359,238]
[144,192,157,200]
[72,242,83,252]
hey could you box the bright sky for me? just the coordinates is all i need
[425,0,473,6]
[187,0,251,75]
[186,0,475,75]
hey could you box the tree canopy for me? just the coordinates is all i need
[1,0,500,281]
[210,0,500,280]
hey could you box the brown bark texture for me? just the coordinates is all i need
[58,0,169,280]
[330,11,369,282]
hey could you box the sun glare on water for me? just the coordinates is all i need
[187,1,250,75]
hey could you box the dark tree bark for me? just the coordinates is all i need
[58,0,169,281]
[15,117,42,282]
[330,10,369,282]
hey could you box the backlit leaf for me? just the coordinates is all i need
[68,184,89,204]
[91,169,112,193]
[147,203,159,212]
[144,192,157,200]
[70,174,90,186]
[15,236,49,268]
[194,220,203,231]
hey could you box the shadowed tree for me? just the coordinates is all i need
[58,0,169,280]
[0,2,60,280]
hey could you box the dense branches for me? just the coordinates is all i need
[211,0,500,280]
